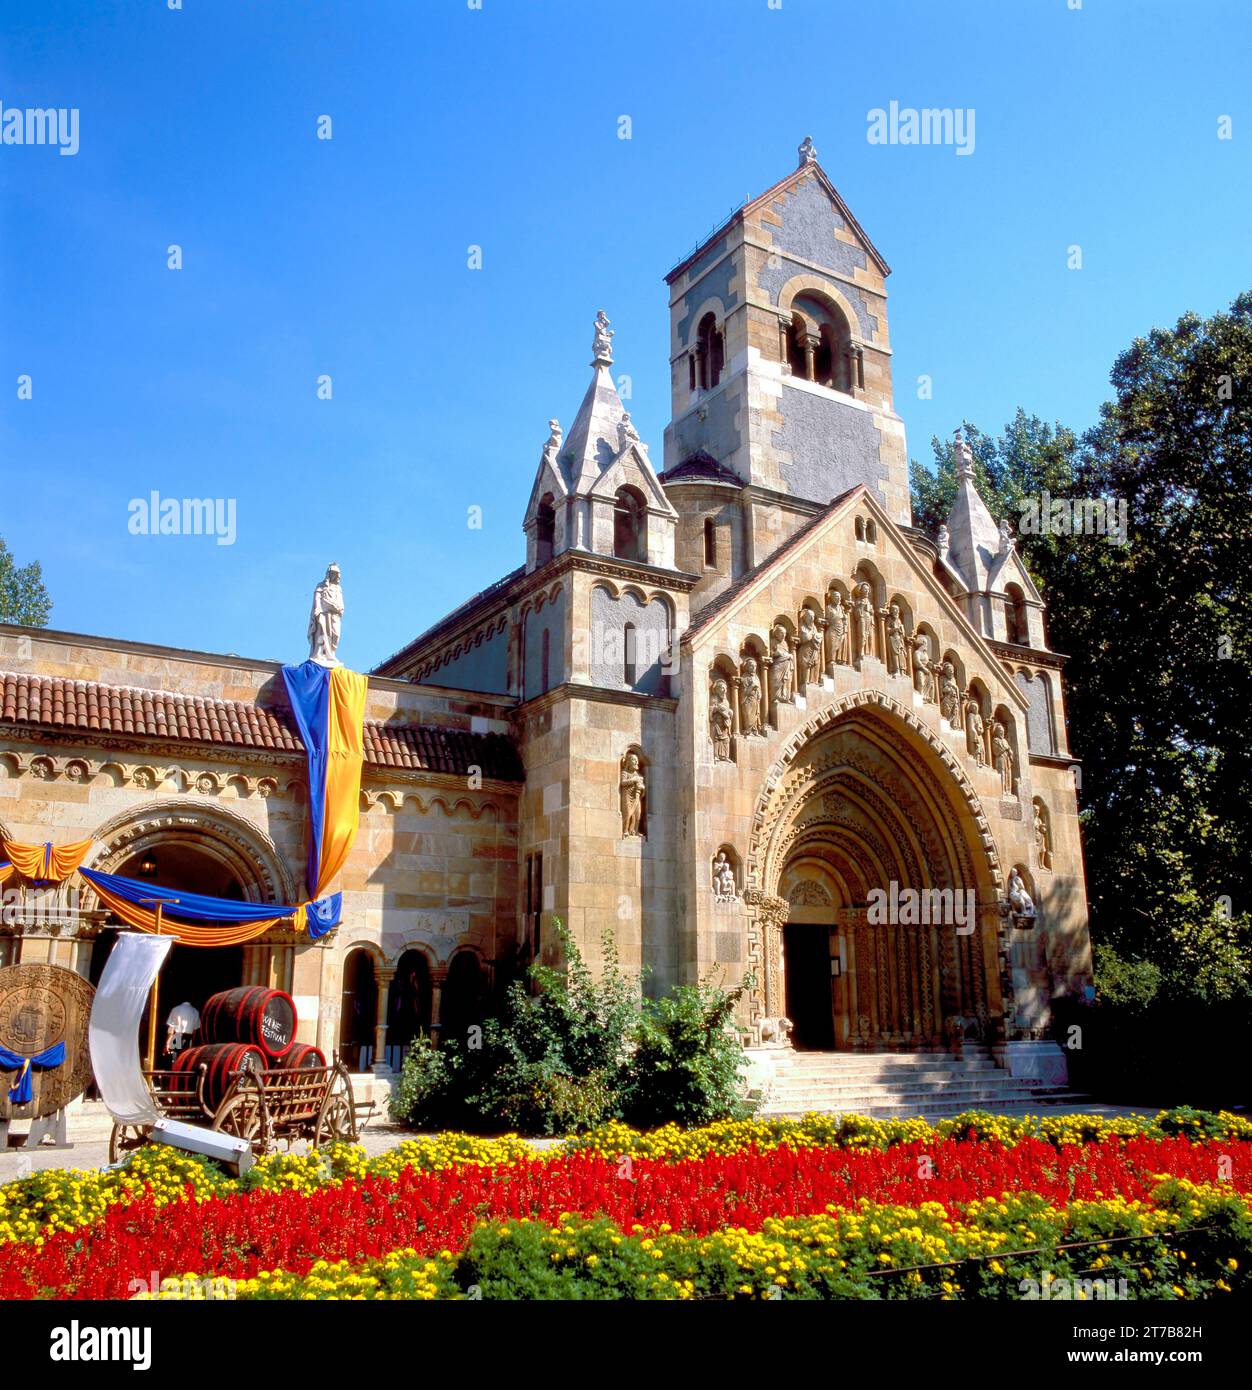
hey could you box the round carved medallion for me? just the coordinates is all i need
[0,964,96,1119]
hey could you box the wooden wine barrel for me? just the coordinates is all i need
[171,1043,264,1114]
[200,986,297,1059]
[276,1044,326,1070]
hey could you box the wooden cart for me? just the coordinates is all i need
[109,1056,370,1163]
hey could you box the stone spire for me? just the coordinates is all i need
[942,427,1001,595]
[522,312,678,569]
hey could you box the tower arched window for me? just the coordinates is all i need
[540,628,551,691]
[696,312,724,390]
[703,516,717,568]
[536,495,555,566]
[613,486,647,562]
[787,293,854,392]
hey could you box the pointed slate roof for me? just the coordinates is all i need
[943,430,1005,595]
[666,140,890,285]
[560,360,633,495]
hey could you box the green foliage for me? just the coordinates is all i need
[388,1034,451,1129]
[0,535,51,626]
[621,976,752,1129]
[388,922,752,1135]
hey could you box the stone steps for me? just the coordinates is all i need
[752,1047,1089,1119]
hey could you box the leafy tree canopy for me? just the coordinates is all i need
[0,535,52,627]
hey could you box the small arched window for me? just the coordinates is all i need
[1005,584,1028,645]
[854,516,865,542]
[623,621,637,686]
[613,486,647,562]
[703,517,717,568]
[536,495,555,566]
[696,313,723,390]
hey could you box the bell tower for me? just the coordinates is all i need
[661,138,911,579]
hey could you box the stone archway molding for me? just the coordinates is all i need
[82,799,298,906]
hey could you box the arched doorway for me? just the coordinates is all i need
[441,950,487,1047]
[750,696,1006,1051]
[339,948,378,1071]
[109,839,250,1065]
[387,949,432,1067]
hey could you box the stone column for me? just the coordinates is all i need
[372,967,394,1074]
[429,966,448,1045]
[803,333,818,382]
[777,315,792,371]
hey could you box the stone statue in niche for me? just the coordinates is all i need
[911,632,932,699]
[592,309,614,362]
[1034,803,1052,870]
[737,657,764,736]
[307,563,344,667]
[824,592,848,674]
[881,604,908,676]
[992,721,1015,794]
[770,625,794,704]
[939,662,961,723]
[542,419,562,469]
[619,752,646,837]
[966,699,986,765]
[1007,868,1036,918]
[796,607,824,693]
[852,583,876,659]
[709,678,734,762]
[712,851,738,902]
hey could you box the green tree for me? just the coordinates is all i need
[0,535,52,626]
[911,295,1252,1098]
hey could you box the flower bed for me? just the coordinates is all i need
[1,1108,1250,1300]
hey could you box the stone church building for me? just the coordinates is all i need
[0,144,1090,1095]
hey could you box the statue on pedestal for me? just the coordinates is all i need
[737,658,763,736]
[307,564,344,667]
[619,752,646,837]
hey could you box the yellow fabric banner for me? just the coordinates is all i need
[316,666,368,898]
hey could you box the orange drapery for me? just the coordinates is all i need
[1,838,94,883]
[83,876,307,947]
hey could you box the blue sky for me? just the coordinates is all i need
[1,0,1248,672]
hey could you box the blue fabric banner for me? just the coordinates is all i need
[0,1041,66,1104]
[281,660,332,894]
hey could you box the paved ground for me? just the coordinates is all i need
[0,1100,1165,1182]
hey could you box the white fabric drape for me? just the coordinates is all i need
[87,931,172,1126]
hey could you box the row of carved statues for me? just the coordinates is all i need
[708,656,1011,800]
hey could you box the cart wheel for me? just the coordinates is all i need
[314,1065,357,1148]
[212,1089,266,1149]
[109,1123,152,1164]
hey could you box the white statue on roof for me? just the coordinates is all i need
[307,563,344,667]
[798,135,817,166]
[592,309,614,363]
[542,419,563,469]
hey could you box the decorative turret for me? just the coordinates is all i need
[523,313,677,572]
[939,428,1047,648]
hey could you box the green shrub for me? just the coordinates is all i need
[388,922,753,1135]
[622,977,752,1129]
[388,1034,452,1128]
